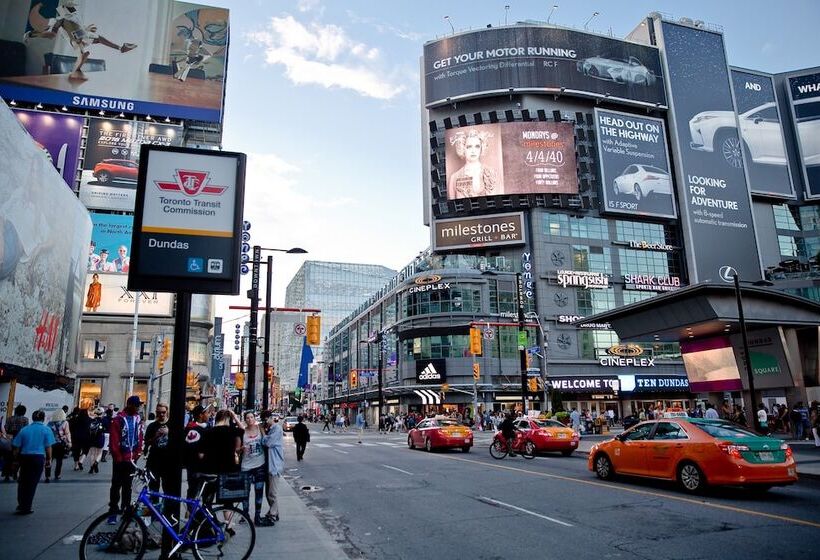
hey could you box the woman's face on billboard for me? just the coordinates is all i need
[464,136,482,162]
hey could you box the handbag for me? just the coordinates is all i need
[216,472,250,503]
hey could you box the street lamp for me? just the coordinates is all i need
[583,11,600,30]
[547,4,558,24]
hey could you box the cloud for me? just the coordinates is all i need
[297,0,322,14]
[345,10,424,42]
[246,15,404,100]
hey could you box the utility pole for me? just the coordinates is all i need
[247,245,261,409]
[262,254,272,409]
[516,273,528,416]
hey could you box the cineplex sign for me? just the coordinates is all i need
[433,212,525,250]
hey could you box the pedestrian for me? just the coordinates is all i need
[704,403,719,420]
[69,407,90,471]
[143,403,171,495]
[322,415,331,433]
[570,407,581,434]
[756,403,769,434]
[106,396,143,525]
[292,415,310,461]
[261,411,283,525]
[3,405,29,481]
[792,402,810,440]
[183,405,211,501]
[101,407,113,462]
[12,409,55,515]
[810,401,820,448]
[86,407,106,474]
[334,411,345,433]
[356,409,365,443]
[44,409,70,483]
[238,411,270,526]
[198,410,243,502]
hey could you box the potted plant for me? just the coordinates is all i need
[555,411,570,425]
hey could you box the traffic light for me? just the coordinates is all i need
[235,372,245,390]
[157,338,172,371]
[472,363,480,381]
[349,369,358,389]
[527,377,539,393]
[266,366,273,382]
[441,383,450,393]
[469,327,482,355]
[306,315,321,345]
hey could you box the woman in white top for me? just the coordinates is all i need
[447,130,501,199]
[239,411,269,526]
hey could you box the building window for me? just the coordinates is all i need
[544,213,570,237]
[189,342,209,365]
[618,248,679,277]
[576,288,615,315]
[572,245,612,274]
[798,206,820,231]
[614,220,672,245]
[579,330,619,360]
[544,213,608,240]
[623,290,656,305]
[82,339,107,361]
[773,204,799,231]
[403,334,470,359]
[778,235,799,257]
[77,379,102,410]
[402,284,481,317]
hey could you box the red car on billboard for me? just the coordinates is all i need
[93,159,139,184]
[407,416,473,452]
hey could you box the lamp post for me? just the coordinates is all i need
[583,11,599,30]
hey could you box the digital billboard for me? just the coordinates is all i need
[730,69,793,198]
[89,212,132,273]
[79,118,182,211]
[656,21,761,283]
[681,337,742,393]
[595,108,676,219]
[83,272,173,316]
[423,26,666,108]
[444,122,577,199]
[787,71,820,198]
[0,0,228,122]
[0,101,91,374]
[13,108,82,189]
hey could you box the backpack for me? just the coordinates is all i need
[89,418,104,439]
[48,421,66,444]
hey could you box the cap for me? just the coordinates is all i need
[94,407,105,416]
[126,395,143,407]
[191,404,207,418]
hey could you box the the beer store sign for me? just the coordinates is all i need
[550,376,619,394]
[556,270,609,289]
[623,274,681,292]
[626,240,674,251]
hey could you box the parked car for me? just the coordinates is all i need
[407,416,472,452]
[576,55,656,86]
[588,418,797,493]
[612,164,672,200]
[514,417,579,456]
[92,158,139,184]
[283,416,299,432]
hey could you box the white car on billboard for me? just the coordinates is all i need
[688,103,791,168]
[612,164,672,200]
[576,56,656,86]
[796,117,820,167]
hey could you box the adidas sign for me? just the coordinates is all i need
[418,363,441,381]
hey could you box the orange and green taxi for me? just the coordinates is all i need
[588,418,797,493]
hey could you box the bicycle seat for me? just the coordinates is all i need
[199,473,219,481]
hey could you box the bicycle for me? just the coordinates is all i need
[79,464,255,560]
[489,430,535,460]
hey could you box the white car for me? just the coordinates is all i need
[689,102,789,168]
[612,164,672,200]
[576,56,656,86]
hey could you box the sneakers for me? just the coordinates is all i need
[106,514,118,525]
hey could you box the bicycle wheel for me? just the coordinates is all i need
[80,511,147,560]
[489,439,508,459]
[520,440,536,460]
[191,505,256,560]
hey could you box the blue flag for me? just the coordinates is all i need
[298,336,313,390]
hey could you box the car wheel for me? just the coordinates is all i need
[594,453,615,480]
[407,435,415,449]
[633,184,643,201]
[97,171,111,184]
[588,66,599,78]
[561,449,574,457]
[462,446,471,453]
[716,131,744,168]
[424,438,432,452]
[678,462,707,493]
[633,74,647,86]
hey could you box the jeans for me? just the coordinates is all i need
[295,441,307,460]
[17,454,45,511]
[109,461,136,513]
[44,442,66,479]
[242,465,266,518]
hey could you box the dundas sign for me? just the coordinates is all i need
[556,270,609,289]
[433,212,525,250]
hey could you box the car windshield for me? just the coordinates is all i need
[285,417,297,423]
[692,421,758,439]
[437,419,462,427]
[533,419,565,429]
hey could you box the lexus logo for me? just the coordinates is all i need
[719,265,737,283]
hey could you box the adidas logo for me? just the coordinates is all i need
[418,363,441,381]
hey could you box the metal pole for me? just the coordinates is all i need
[238,334,245,413]
[127,291,141,396]
[734,274,758,431]
[147,334,160,414]
[247,246,261,409]
[377,333,384,429]
[516,272,527,416]
[263,255,272,410]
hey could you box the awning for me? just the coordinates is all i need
[413,389,441,405]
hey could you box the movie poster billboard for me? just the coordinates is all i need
[424,26,666,108]
[787,71,820,198]
[730,69,793,198]
[79,118,182,211]
[444,122,577,199]
[88,212,132,273]
[13,108,83,189]
[0,101,91,374]
[656,20,761,282]
[595,108,676,219]
[83,272,173,316]
[0,0,229,123]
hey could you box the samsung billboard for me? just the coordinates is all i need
[424,26,666,109]
[787,71,820,199]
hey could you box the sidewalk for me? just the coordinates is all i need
[0,457,346,560]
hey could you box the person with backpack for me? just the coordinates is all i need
[45,409,71,482]
[86,408,106,474]
[69,407,91,471]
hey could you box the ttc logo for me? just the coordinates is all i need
[155,169,227,196]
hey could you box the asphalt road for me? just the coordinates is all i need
[286,428,820,560]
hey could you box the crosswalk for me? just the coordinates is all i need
[310,441,406,449]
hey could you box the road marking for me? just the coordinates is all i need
[336,443,356,447]
[376,442,397,446]
[361,442,377,447]
[382,465,414,476]
[438,455,820,530]
[478,496,573,527]
[314,443,331,448]
[334,449,349,454]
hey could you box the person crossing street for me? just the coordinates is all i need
[12,409,54,515]
[292,416,310,461]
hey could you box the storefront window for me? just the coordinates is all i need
[579,330,619,360]
[82,339,107,361]
[572,245,612,274]
[78,379,102,410]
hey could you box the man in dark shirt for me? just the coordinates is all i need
[144,403,171,495]
[292,415,310,461]
[184,405,211,501]
[3,405,29,481]
[200,410,243,474]
[499,413,517,456]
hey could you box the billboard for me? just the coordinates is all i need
[89,212,132,273]
[83,272,173,316]
[681,337,742,393]
[656,21,761,283]
[595,108,676,219]
[0,0,228,122]
[444,122,577,199]
[0,101,91,374]
[79,118,183,211]
[433,212,525,250]
[730,69,793,198]
[787,71,820,198]
[13,109,82,188]
[423,26,666,108]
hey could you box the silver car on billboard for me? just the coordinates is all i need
[576,56,656,86]
[612,164,672,200]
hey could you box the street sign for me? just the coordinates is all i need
[294,323,306,336]
[483,327,494,340]
[517,331,528,348]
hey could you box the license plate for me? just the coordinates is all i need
[758,451,773,461]
[465,439,470,443]
[558,433,567,439]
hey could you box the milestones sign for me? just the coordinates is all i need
[128,145,246,295]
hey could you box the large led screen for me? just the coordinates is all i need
[0,0,228,123]
[681,337,742,393]
[788,71,820,198]
[89,212,132,273]
[444,122,577,199]
[83,272,173,316]
[13,109,82,189]
[0,101,91,374]
[424,26,666,109]
[595,108,676,219]
[79,118,182,211]
[730,69,793,198]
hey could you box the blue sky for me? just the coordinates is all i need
[213,0,820,324]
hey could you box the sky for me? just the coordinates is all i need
[211,0,820,334]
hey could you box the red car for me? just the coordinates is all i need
[408,416,473,452]
[93,159,139,184]
[514,417,579,456]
